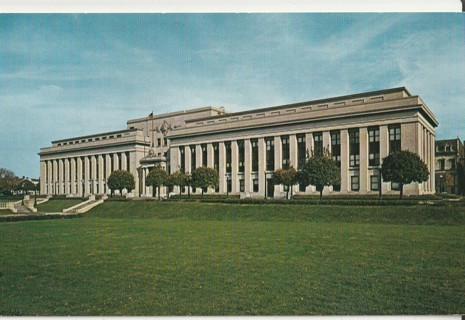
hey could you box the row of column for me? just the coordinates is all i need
[40,152,130,196]
[170,124,434,195]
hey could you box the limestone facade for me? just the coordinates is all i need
[39,87,438,197]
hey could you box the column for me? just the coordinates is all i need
[52,160,58,195]
[40,161,46,195]
[91,156,97,195]
[305,132,313,157]
[206,144,215,193]
[185,146,191,173]
[47,161,53,195]
[77,157,83,196]
[70,158,76,195]
[230,141,238,193]
[289,134,298,169]
[274,136,283,194]
[105,154,112,187]
[58,159,64,194]
[218,142,226,193]
[359,127,369,192]
[196,145,202,168]
[64,158,70,195]
[340,129,350,192]
[84,156,90,195]
[121,152,127,171]
[113,153,119,172]
[170,147,180,174]
[98,155,104,194]
[244,139,252,193]
[323,131,331,154]
[379,125,390,192]
[258,138,266,195]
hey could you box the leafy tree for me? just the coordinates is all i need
[272,167,298,199]
[435,172,455,193]
[145,165,168,199]
[0,168,18,195]
[381,150,429,199]
[168,171,189,196]
[298,154,340,201]
[107,170,135,196]
[191,167,219,197]
[14,179,35,194]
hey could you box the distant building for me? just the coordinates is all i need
[435,138,465,194]
[39,87,438,198]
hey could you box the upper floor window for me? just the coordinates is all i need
[349,129,360,168]
[368,126,380,167]
[389,124,401,153]
[313,132,323,156]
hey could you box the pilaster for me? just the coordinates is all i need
[340,129,350,192]
[231,140,239,193]
[64,158,70,194]
[244,139,252,193]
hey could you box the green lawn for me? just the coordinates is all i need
[36,199,83,213]
[0,202,464,315]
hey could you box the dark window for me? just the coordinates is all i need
[202,144,207,167]
[266,138,274,171]
[157,138,161,146]
[238,140,245,173]
[180,148,185,173]
[450,159,456,170]
[299,183,306,192]
[281,136,290,169]
[252,139,259,172]
[297,134,306,169]
[389,124,401,153]
[253,179,259,192]
[349,129,360,167]
[239,179,245,192]
[368,126,380,167]
[391,182,400,191]
[225,142,232,173]
[313,132,323,156]
[190,145,196,172]
[164,138,168,146]
[370,175,379,191]
[227,177,232,193]
[333,184,341,192]
[351,176,360,191]
[439,159,445,170]
[331,131,341,167]
[213,143,219,172]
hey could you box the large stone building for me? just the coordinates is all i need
[435,138,465,194]
[39,87,438,198]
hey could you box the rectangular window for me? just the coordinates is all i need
[370,175,379,191]
[391,182,400,191]
[190,145,196,172]
[281,136,290,169]
[253,179,259,192]
[202,144,207,167]
[213,143,219,172]
[164,138,168,146]
[238,140,245,173]
[351,175,360,191]
[251,139,259,172]
[225,142,232,173]
[331,131,341,167]
[389,124,401,154]
[439,159,445,170]
[450,159,456,170]
[180,148,185,173]
[349,129,360,167]
[266,138,275,171]
[368,126,380,167]
[297,134,306,169]
[227,178,232,193]
[313,132,323,156]
[239,179,245,192]
[157,138,161,146]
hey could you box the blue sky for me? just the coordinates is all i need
[1,13,464,179]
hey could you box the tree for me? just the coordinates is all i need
[272,167,298,199]
[298,154,340,201]
[191,167,219,197]
[107,170,135,197]
[145,165,168,199]
[435,172,455,193]
[381,150,429,199]
[457,162,465,195]
[168,171,189,196]
[0,168,18,195]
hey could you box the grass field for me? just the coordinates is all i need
[0,202,464,315]
[36,199,83,213]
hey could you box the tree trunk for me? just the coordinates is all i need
[188,185,191,199]
[400,183,404,200]
[319,189,323,202]
[202,188,204,198]
[286,187,289,200]
[158,186,161,200]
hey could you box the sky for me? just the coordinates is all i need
[1,13,464,179]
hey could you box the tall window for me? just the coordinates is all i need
[313,132,323,156]
[190,145,196,172]
[297,134,306,169]
[265,138,274,171]
[281,136,290,169]
[253,179,259,192]
[450,159,456,170]
[349,129,360,167]
[331,131,341,167]
[439,159,445,170]
[368,126,380,167]
[180,148,185,173]
[201,144,207,167]
[351,175,360,191]
[126,152,130,171]
[239,179,245,192]
[225,142,232,173]
[251,139,259,172]
[238,140,245,173]
[389,124,401,153]
[370,175,379,191]
[213,143,219,172]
